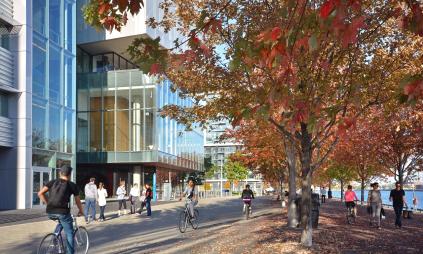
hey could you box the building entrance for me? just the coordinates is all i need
[32,167,52,207]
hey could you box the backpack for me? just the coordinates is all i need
[48,180,71,208]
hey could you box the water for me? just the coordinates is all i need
[330,190,423,210]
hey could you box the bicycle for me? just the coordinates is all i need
[346,202,356,225]
[38,214,89,254]
[178,201,199,233]
[243,199,252,220]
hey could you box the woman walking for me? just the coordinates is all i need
[368,182,382,229]
[117,181,127,216]
[97,182,108,221]
[129,183,140,214]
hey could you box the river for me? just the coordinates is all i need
[330,190,423,210]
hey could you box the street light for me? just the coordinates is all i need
[220,162,223,197]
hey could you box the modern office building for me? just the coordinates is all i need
[0,0,77,210]
[75,1,204,200]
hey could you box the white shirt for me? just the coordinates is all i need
[116,186,126,200]
[320,189,327,195]
[130,187,140,197]
[98,188,108,206]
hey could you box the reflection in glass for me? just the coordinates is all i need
[77,113,88,152]
[116,90,129,109]
[33,0,47,35]
[49,105,61,151]
[49,0,61,44]
[65,110,74,153]
[33,45,47,97]
[49,46,61,104]
[131,110,143,151]
[145,109,154,150]
[32,105,46,149]
[65,2,73,51]
[32,172,40,205]
[65,56,73,108]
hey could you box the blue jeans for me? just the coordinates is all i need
[48,213,74,254]
[394,206,403,227]
[99,206,106,220]
[146,199,152,216]
[84,198,96,221]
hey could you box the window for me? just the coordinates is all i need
[0,93,8,117]
[64,1,73,51]
[65,55,73,108]
[33,43,47,98]
[64,109,74,153]
[48,104,61,151]
[49,0,62,45]
[49,45,61,104]
[32,105,47,149]
[33,0,47,36]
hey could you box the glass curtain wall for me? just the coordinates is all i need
[32,0,76,169]
[77,69,204,170]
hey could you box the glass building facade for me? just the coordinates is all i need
[76,49,203,199]
[31,0,76,206]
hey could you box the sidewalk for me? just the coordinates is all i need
[0,199,177,226]
[191,198,423,254]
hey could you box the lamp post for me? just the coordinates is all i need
[220,163,223,197]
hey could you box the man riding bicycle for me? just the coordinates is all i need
[241,185,255,214]
[345,185,359,217]
[38,165,84,254]
[179,178,198,220]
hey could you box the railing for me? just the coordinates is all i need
[0,0,13,21]
[0,116,14,147]
[0,47,14,89]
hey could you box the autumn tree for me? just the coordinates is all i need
[225,119,299,227]
[331,115,385,203]
[222,158,249,188]
[84,0,423,247]
[373,105,423,185]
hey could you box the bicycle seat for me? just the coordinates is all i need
[48,216,60,221]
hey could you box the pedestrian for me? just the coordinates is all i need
[328,188,333,199]
[320,187,327,203]
[139,185,146,214]
[117,181,127,216]
[84,177,97,224]
[367,182,382,229]
[129,183,140,214]
[97,182,108,221]
[389,181,407,229]
[144,183,153,216]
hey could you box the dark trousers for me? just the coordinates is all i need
[118,199,127,210]
[321,195,326,203]
[146,199,152,216]
[394,206,403,227]
[130,197,137,214]
[48,213,74,254]
[99,206,106,220]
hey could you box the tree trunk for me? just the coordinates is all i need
[280,176,286,207]
[340,180,344,201]
[299,123,313,247]
[360,178,365,205]
[398,168,404,185]
[285,138,298,228]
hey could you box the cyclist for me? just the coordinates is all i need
[179,178,198,220]
[241,184,255,214]
[345,185,359,217]
[38,165,84,254]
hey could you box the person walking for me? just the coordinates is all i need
[129,183,140,214]
[84,177,97,224]
[368,182,382,229]
[390,181,407,229]
[320,187,327,203]
[97,182,108,221]
[145,183,153,216]
[117,181,127,216]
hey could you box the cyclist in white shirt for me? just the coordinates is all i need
[179,179,198,219]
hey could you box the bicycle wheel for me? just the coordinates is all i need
[178,211,188,233]
[74,226,90,254]
[191,209,199,230]
[38,233,60,254]
[245,205,250,220]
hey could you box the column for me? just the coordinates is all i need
[133,166,141,188]
[152,172,157,201]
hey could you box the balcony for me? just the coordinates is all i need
[0,46,16,92]
[0,116,14,147]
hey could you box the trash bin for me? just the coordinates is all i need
[295,193,320,229]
